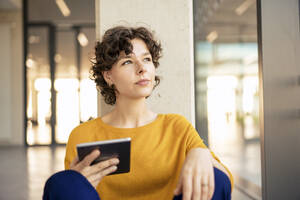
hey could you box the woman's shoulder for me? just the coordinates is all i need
[162,113,188,120]
[74,117,100,131]
[161,113,191,126]
[68,118,100,140]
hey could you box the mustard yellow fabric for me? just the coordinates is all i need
[65,113,233,200]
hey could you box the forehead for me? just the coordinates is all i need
[119,38,150,58]
[131,38,149,53]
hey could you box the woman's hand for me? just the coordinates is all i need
[70,150,119,188]
[174,148,214,200]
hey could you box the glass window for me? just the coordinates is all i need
[26,0,96,145]
[26,27,52,145]
[54,28,97,144]
[194,0,261,198]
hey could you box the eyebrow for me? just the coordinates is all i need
[142,52,151,56]
[119,52,151,60]
[119,55,132,60]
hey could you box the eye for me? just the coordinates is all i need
[122,60,132,65]
[143,57,152,62]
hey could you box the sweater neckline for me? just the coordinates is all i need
[97,114,164,133]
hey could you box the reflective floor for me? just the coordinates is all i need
[0,146,254,200]
[209,115,262,199]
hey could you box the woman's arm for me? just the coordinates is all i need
[174,147,232,200]
[174,148,215,200]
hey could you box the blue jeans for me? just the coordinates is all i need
[43,167,231,200]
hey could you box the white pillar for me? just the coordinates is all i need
[0,23,12,141]
[96,0,195,125]
[0,10,23,145]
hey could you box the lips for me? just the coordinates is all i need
[136,79,150,86]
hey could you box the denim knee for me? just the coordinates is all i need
[43,170,100,200]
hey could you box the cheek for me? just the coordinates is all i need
[111,69,129,83]
[152,68,157,83]
[114,75,131,87]
[148,64,156,78]
[111,71,134,90]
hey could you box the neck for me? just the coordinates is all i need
[107,97,157,128]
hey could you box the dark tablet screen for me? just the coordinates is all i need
[76,138,131,175]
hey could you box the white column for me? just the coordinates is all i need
[0,23,12,141]
[0,11,23,145]
[96,0,195,125]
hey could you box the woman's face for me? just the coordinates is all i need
[104,38,156,101]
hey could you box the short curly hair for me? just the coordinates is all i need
[90,26,162,105]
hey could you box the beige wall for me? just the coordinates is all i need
[0,10,23,145]
[96,0,195,124]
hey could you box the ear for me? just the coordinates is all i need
[102,71,113,86]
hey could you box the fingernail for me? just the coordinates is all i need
[113,166,117,170]
[114,159,119,164]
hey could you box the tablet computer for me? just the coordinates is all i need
[76,137,131,175]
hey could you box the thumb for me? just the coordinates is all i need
[174,176,183,195]
[70,156,79,168]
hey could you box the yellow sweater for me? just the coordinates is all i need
[65,114,233,200]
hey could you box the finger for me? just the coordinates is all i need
[192,172,201,200]
[208,169,215,199]
[86,165,117,188]
[174,175,183,195]
[89,158,119,175]
[182,172,192,200]
[201,176,210,200]
[79,149,101,168]
[70,156,79,168]
[93,165,118,182]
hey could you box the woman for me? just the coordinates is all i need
[44,26,233,200]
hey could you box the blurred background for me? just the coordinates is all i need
[1,0,295,199]
[1,0,98,199]
[25,0,97,145]
[194,0,261,199]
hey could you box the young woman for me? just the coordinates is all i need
[43,26,233,200]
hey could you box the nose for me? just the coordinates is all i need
[136,60,147,75]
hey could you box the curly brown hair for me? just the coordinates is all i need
[90,26,162,105]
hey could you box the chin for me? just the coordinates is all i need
[121,88,153,100]
[135,91,153,99]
